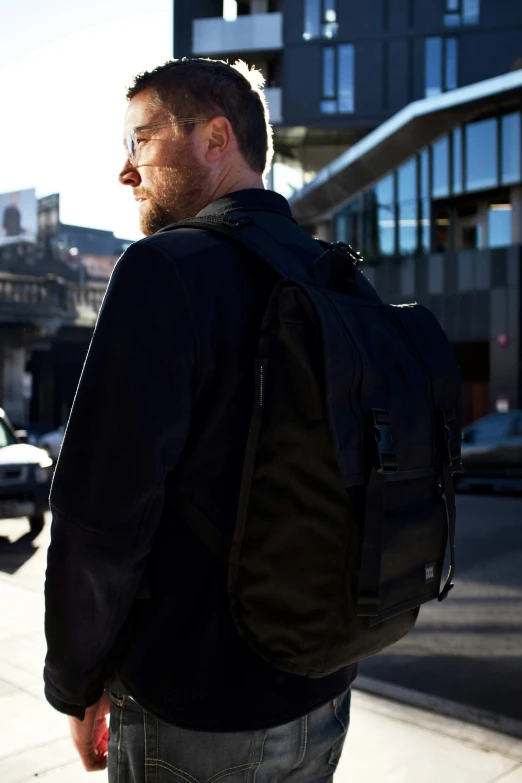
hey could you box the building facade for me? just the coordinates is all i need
[0,195,131,428]
[173,0,522,192]
[174,1,522,420]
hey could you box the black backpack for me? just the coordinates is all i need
[160,209,462,678]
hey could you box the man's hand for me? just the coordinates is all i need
[68,689,111,771]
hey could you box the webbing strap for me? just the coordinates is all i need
[356,468,386,617]
[438,461,456,601]
[174,497,231,565]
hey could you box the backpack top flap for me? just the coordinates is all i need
[307,287,461,486]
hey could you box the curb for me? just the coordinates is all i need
[354,675,522,741]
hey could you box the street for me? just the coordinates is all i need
[360,493,522,722]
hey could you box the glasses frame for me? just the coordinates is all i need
[125,119,212,166]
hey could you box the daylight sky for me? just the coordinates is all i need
[0,0,173,241]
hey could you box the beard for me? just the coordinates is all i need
[138,141,209,236]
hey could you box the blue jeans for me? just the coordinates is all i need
[108,686,351,782]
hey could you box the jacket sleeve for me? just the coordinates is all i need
[43,240,199,719]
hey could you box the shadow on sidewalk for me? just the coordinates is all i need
[0,529,40,574]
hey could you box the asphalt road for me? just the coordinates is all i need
[359,492,522,722]
[1,492,521,725]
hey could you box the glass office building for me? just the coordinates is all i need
[333,110,521,261]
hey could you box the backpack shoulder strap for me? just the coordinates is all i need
[158,211,316,285]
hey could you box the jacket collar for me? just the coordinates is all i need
[196,189,296,222]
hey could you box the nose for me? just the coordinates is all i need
[119,157,141,187]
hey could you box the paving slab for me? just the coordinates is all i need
[0,737,79,783]
[498,766,522,782]
[17,760,106,782]
[338,691,522,783]
[0,691,69,760]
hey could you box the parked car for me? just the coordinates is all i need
[458,410,522,492]
[37,425,65,461]
[0,408,53,534]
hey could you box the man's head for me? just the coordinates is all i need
[120,58,273,235]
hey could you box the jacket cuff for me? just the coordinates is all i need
[44,677,104,721]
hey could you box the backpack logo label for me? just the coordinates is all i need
[425,563,435,582]
[257,360,265,408]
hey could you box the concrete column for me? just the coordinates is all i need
[314,222,333,242]
[2,345,29,425]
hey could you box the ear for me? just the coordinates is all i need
[205,116,234,163]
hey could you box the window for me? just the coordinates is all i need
[443,0,480,26]
[338,44,355,113]
[420,149,431,252]
[453,127,463,194]
[223,0,238,21]
[320,47,336,113]
[434,204,451,252]
[488,204,512,248]
[376,175,396,258]
[363,177,396,262]
[425,38,442,98]
[445,38,458,91]
[0,420,16,449]
[304,0,338,39]
[463,414,510,444]
[336,213,348,243]
[501,113,521,185]
[426,38,458,96]
[444,0,460,26]
[432,137,450,198]
[398,158,418,256]
[323,48,335,96]
[320,44,355,114]
[465,118,497,191]
[335,200,361,249]
[323,0,338,37]
[304,0,321,39]
[462,0,480,25]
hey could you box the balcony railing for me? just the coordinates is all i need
[0,272,107,329]
[192,12,283,55]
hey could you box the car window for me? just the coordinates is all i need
[465,414,513,443]
[0,419,17,448]
[508,415,522,438]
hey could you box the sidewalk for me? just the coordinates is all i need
[0,520,521,782]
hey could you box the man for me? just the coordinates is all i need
[44,58,356,781]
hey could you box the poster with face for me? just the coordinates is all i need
[0,189,37,244]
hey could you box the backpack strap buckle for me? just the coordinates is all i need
[334,241,363,267]
[438,408,463,472]
[371,409,398,473]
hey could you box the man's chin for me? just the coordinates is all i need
[139,206,174,237]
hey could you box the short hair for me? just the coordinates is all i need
[126,58,274,175]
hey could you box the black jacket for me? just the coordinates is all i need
[44,189,357,731]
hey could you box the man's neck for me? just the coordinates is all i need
[208,170,265,204]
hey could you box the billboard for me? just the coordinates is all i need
[79,254,118,280]
[0,188,37,245]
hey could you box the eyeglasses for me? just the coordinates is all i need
[125,119,211,166]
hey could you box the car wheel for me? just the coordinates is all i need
[29,514,45,536]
